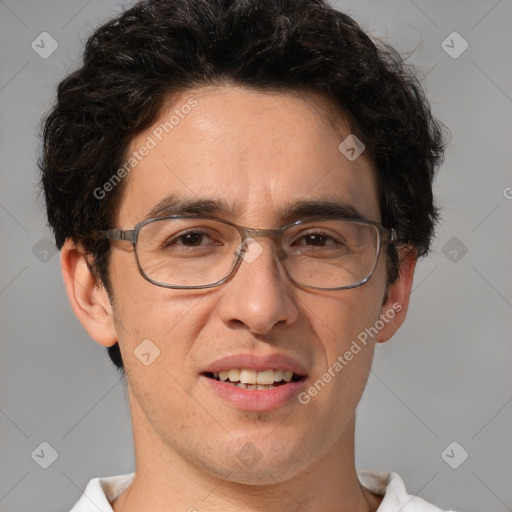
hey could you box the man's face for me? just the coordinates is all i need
[97,86,404,483]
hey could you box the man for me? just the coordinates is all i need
[39,0,453,510]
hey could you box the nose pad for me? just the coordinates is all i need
[236,236,288,265]
[274,243,288,264]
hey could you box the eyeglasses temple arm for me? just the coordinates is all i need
[99,229,137,243]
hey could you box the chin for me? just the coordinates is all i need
[210,441,307,486]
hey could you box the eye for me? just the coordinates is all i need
[163,230,217,248]
[292,231,343,247]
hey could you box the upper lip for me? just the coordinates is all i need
[202,353,308,376]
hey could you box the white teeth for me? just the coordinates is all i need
[256,369,275,385]
[273,369,284,382]
[228,369,240,382]
[211,368,300,385]
[240,369,257,384]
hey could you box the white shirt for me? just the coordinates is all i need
[68,470,457,511]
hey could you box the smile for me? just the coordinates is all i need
[204,369,304,389]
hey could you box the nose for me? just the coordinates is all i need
[216,237,298,335]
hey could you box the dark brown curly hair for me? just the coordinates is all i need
[38,0,447,372]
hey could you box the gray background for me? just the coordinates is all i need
[0,0,511,510]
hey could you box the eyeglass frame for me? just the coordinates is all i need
[96,214,397,291]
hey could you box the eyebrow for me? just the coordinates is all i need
[144,194,367,224]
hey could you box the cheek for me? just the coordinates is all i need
[301,283,385,411]
[309,281,385,355]
[320,300,379,390]
[109,251,209,368]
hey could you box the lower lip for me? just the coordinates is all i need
[201,376,307,411]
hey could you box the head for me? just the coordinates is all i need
[39,0,446,485]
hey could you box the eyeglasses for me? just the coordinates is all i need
[97,215,396,291]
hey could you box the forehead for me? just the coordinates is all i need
[116,86,380,227]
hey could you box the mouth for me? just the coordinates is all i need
[202,369,307,390]
[200,353,309,410]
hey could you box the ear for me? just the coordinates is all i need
[60,238,118,348]
[376,247,417,343]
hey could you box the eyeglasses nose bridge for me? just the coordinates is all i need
[238,226,287,260]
